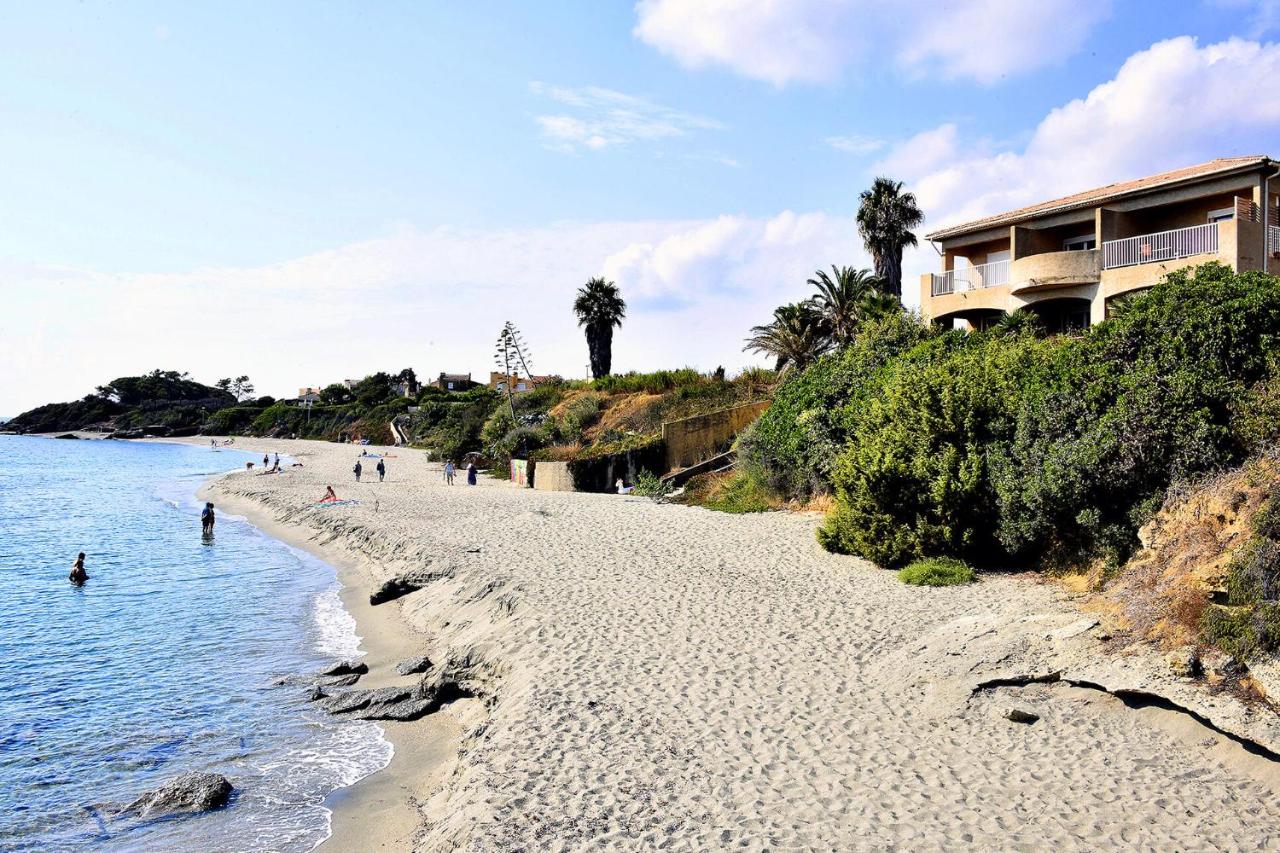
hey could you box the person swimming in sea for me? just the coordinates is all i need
[69,552,88,585]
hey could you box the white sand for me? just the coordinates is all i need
[195,437,1280,850]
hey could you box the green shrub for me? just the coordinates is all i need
[739,312,936,498]
[991,264,1280,566]
[591,368,708,395]
[631,470,670,497]
[820,327,1052,567]
[897,557,976,587]
[686,467,780,514]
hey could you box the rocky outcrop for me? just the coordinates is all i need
[395,655,433,676]
[312,667,476,722]
[124,772,233,817]
[322,660,369,677]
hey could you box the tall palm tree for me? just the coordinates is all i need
[573,277,627,379]
[744,302,830,373]
[808,265,895,346]
[856,178,924,299]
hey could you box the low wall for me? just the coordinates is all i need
[661,401,771,471]
[532,460,575,492]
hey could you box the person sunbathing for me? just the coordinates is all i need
[319,486,339,503]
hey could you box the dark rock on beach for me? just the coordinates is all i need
[395,655,433,676]
[123,771,233,817]
[318,673,474,722]
[322,660,369,677]
[1005,708,1040,724]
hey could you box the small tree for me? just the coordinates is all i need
[320,383,353,405]
[230,375,254,401]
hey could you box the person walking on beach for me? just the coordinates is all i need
[444,460,455,485]
[69,553,88,585]
[376,458,386,482]
[467,461,478,486]
[201,502,216,535]
[354,459,363,482]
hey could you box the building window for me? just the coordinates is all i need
[1063,235,1097,251]
[1208,207,1235,223]
[447,382,454,389]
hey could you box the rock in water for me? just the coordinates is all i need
[395,655,433,676]
[1005,708,1040,724]
[125,772,233,817]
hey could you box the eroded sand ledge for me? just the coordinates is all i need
[193,437,1280,850]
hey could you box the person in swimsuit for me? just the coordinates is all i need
[320,486,338,503]
[69,553,88,585]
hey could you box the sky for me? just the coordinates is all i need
[3,0,1280,414]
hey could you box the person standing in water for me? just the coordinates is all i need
[69,553,88,585]
[201,502,216,535]
[354,459,363,482]
[263,453,269,469]
[376,458,386,482]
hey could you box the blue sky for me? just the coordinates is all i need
[3,1,1280,413]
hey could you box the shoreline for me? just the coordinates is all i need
[156,435,1280,848]
[196,464,473,852]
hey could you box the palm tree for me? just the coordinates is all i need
[808,265,896,346]
[744,302,830,373]
[856,177,924,298]
[573,277,627,379]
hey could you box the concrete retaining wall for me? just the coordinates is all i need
[661,401,771,471]
[532,460,575,492]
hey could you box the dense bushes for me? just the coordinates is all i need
[1204,493,1280,660]
[739,313,934,498]
[754,264,1280,570]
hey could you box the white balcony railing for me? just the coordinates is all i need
[1102,222,1219,270]
[1270,225,1280,256]
[930,259,1010,296]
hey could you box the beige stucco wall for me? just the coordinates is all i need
[661,401,771,470]
[532,460,575,492]
[1010,249,1101,293]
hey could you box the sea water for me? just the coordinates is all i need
[0,436,391,851]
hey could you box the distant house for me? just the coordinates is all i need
[391,382,414,398]
[489,371,552,394]
[341,378,360,390]
[295,387,322,407]
[434,372,477,392]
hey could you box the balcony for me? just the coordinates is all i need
[1009,249,1101,294]
[1102,222,1219,270]
[930,259,1010,296]
[1270,225,1280,256]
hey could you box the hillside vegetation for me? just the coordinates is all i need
[742,263,1280,573]
[6,370,235,436]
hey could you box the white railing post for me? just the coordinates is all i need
[1102,223,1219,270]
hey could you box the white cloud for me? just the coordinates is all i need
[0,214,863,415]
[825,134,885,155]
[530,82,722,152]
[633,0,1111,87]
[876,36,1280,295]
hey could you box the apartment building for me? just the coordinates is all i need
[920,157,1280,332]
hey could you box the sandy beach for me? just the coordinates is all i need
[193,437,1280,850]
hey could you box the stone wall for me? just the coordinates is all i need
[661,401,771,471]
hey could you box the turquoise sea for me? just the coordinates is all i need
[0,436,390,851]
